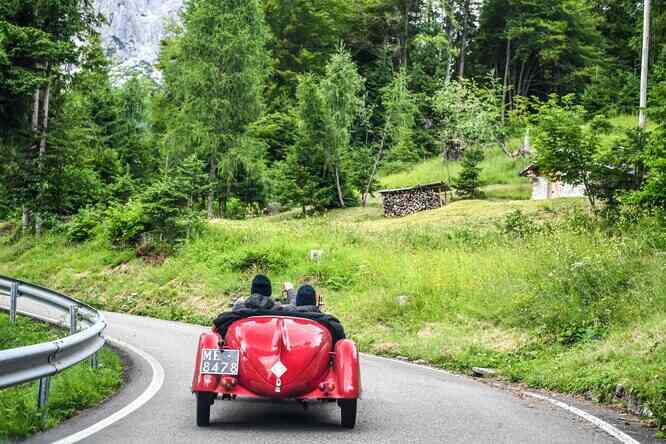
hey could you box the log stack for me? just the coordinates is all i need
[379,182,450,218]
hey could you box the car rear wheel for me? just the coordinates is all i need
[196,392,215,427]
[339,399,357,429]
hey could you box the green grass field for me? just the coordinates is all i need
[0,313,123,440]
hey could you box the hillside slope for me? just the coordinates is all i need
[0,197,664,434]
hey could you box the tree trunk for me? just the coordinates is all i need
[32,90,40,134]
[39,80,51,155]
[35,215,43,235]
[363,151,383,207]
[26,87,41,234]
[639,0,651,129]
[522,127,531,152]
[458,0,471,79]
[22,206,30,233]
[402,0,410,67]
[445,19,454,83]
[362,123,389,206]
[207,156,217,219]
[34,68,51,235]
[517,58,527,96]
[501,38,511,124]
[334,165,345,208]
[223,179,231,218]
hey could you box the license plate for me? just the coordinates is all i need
[200,349,239,375]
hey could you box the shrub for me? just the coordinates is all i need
[103,175,205,249]
[502,209,539,238]
[589,115,613,134]
[230,247,290,273]
[65,207,103,242]
[224,197,248,220]
[104,201,146,246]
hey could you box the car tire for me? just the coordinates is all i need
[339,399,357,429]
[196,392,214,427]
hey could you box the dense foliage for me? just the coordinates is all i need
[1,0,666,246]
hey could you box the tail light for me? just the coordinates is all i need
[319,381,336,393]
[221,376,237,391]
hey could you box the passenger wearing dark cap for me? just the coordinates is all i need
[233,274,276,311]
[282,283,321,313]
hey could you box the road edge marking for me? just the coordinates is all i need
[52,337,166,444]
[524,392,640,444]
[364,354,641,444]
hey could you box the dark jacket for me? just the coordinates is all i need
[232,293,276,311]
[281,304,321,313]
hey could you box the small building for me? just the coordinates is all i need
[378,182,450,217]
[519,165,585,200]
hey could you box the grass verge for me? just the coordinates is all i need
[0,312,123,441]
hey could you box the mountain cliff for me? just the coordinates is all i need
[95,0,183,77]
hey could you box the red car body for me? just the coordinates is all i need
[192,315,361,428]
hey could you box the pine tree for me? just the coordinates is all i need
[453,148,484,199]
[160,0,270,218]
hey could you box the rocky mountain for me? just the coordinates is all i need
[95,0,183,78]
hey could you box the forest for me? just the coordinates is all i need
[1,0,666,247]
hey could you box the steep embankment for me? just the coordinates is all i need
[0,198,664,436]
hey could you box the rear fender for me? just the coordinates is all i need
[334,339,361,399]
[192,331,222,392]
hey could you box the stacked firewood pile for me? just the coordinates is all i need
[379,182,450,217]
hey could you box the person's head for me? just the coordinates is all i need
[295,284,317,307]
[251,274,272,297]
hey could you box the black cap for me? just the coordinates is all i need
[251,274,272,297]
[296,285,316,307]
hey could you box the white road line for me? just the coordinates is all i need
[52,337,166,444]
[524,392,641,444]
[365,354,641,444]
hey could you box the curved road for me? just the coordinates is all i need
[20,311,652,444]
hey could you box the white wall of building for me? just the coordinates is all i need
[530,176,585,200]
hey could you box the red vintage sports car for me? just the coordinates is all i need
[191,313,361,428]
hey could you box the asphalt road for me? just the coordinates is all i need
[12,310,655,444]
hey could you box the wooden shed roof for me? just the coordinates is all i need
[378,181,450,194]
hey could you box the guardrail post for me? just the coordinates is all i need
[69,306,78,334]
[9,282,18,324]
[37,376,51,409]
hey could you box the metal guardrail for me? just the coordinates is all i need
[0,275,106,408]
